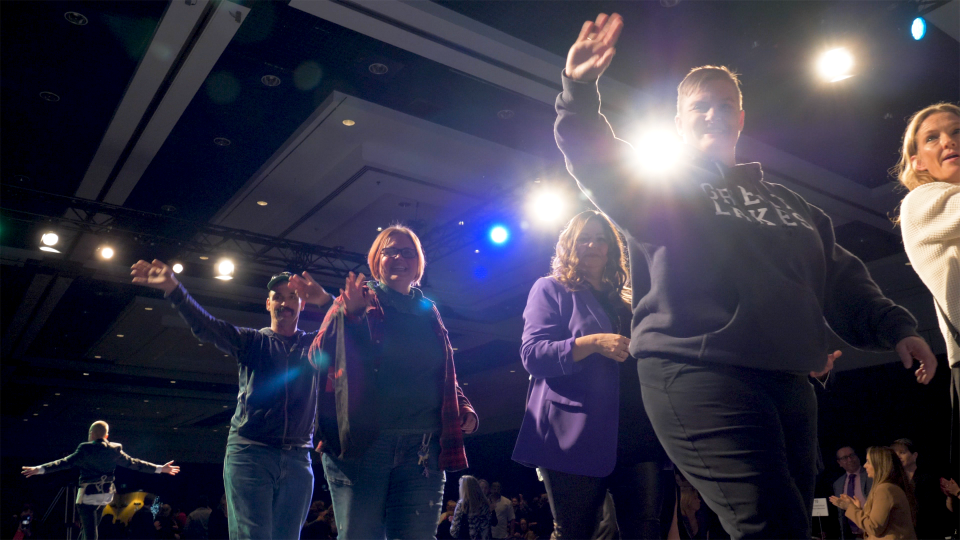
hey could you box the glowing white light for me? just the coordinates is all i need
[911,17,926,40]
[41,232,59,246]
[100,246,114,259]
[528,190,567,223]
[172,263,183,274]
[817,48,854,82]
[216,259,234,280]
[631,129,684,176]
[490,226,509,244]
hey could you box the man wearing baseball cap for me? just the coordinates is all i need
[131,260,332,539]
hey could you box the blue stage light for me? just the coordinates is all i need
[489,226,509,244]
[911,17,926,40]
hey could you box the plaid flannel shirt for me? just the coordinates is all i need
[309,284,474,471]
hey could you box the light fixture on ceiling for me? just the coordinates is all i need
[172,263,184,274]
[199,256,209,260]
[117,334,124,338]
[144,307,153,311]
[256,201,268,206]
[39,91,60,102]
[213,137,231,147]
[261,74,281,87]
[64,11,88,25]
[377,227,383,231]
[497,110,515,120]
[99,246,114,259]
[368,63,389,75]
[161,204,177,213]
[342,119,355,126]
[40,231,60,253]
[817,48,854,82]
[911,17,926,40]
[458,221,464,226]
[216,259,235,280]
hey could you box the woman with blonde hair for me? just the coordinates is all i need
[450,475,496,539]
[310,225,479,538]
[895,103,960,471]
[512,210,665,538]
[830,446,917,539]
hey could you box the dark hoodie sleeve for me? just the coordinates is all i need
[166,283,258,362]
[810,205,919,350]
[555,74,701,244]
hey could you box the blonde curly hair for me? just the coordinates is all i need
[551,211,630,302]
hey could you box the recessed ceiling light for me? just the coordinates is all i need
[458,221,464,226]
[43,404,49,407]
[462,382,468,386]
[510,370,516,373]
[377,227,383,231]
[475,249,480,253]
[64,11,88,25]
[117,334,124,338]
[94,355,101,359]
[172,263,184,273]
[170,381,176,384]
[261,74,281,87]
[100,246,114,259]
[39,91,60,102]
[55,393,60,396]
[198,343,203,347]
[144,307,153,311]
[39,246,61,253]
[144,400,149,403]
[223,405,229,408]
[199,256,209,260]
[497,110,514,120]
[33,413,39,416]
[368,63,389,75]
[213,137,231,147]
[256,201,268,206]
[342,119,355,126]
[83,373,90,376]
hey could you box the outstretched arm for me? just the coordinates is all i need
[131,259,256,360]
[23,445,84,477]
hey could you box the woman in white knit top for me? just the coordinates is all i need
[894,102,959,475]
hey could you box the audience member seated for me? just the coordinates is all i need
[206,495,229,540]
[182,496,212,539]
[891,438,951,539]
[830,446,917,540]
[833,446,873,539]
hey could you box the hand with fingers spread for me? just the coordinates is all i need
[341,272,370,316]
[160,461,180,476]
[288,271,333,307]
[130,259,179,295]
[565,12,624,82]
[895,335,938,384]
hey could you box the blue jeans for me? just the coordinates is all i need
[223,443,314,540]
[638,357,817,539]
[322,430,446,539]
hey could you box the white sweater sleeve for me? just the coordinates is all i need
[900,182,960,366]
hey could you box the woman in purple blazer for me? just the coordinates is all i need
[513,210,666,539]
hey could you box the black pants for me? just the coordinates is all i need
[638,357,817,539]
[540,460,663,539]
[78,503,104,540]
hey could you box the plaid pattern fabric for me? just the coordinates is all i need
[310,286,473,471]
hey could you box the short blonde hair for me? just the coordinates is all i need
[677,65,743,114]
[366,226,426,286]
[891,102,960,191]
[89,421,109,439]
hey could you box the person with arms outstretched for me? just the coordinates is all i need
[22,421,179,540]
[131,260,332,539]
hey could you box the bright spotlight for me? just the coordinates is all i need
[172,263,184,274]
[41,232,59,246]
[489,226,509,244]
[529,190,567,223]
[215,259,234,280]
[631,128,684,176]
[100,246,114,259]
[911,17,926,40]
[817,48,854,82]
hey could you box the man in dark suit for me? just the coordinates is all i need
[22,421,179,540]
[832,446,872,539]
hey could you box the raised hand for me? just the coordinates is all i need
[130,259,179,295]
[341,272,369,316]
[565,13,624,82]
[160,461,180,475]
[288,271,332,307]
[592,333,631,362]
[895,336,937,384]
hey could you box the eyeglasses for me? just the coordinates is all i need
[837,454,857,462]
[381,247,417,259]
